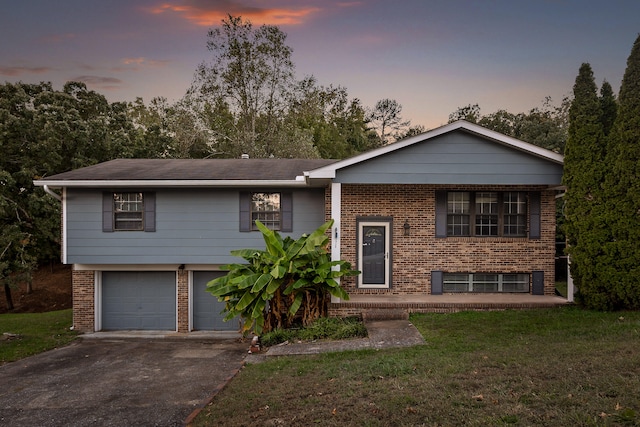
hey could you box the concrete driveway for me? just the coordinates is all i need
[0,337,247,426]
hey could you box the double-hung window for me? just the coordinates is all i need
[102,192,155,232]
[114,192,144,231]
[445,191,527,237]
[251,192,281,231]
[239,191,293,232]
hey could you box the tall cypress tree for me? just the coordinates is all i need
[562,63,610,308]
[604,35,640,310]
[599,80,617,136]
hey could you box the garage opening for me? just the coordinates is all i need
[192,271,240,331]
[102,271,176,330]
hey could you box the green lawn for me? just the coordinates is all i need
[0,309,78,364]
[194,307,640,426]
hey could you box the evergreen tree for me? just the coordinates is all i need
[603,35,640,309]
[599,80,617,136]
[562,63,610,309]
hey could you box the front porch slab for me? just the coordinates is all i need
[330,294,570,317]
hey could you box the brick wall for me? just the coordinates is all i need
[177,270,189,332]
[72,269,95,332]
[336,184,557,296]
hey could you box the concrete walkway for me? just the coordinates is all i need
[246,319,425,362]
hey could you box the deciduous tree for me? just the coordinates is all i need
[368,98,410,144]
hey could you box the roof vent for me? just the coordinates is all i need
[241,154,249,159]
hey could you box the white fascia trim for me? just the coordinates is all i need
[34,177,308,188]
[305,120,564,179]
[74,264,183,271]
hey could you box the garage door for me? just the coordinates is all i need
[102,271,176,330]
[193,271,239,331]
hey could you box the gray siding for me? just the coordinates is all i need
[66,187,326,264]
[334,131,563,185]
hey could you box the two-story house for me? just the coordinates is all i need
[35,121,566,333]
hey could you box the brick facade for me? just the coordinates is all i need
[72,269,95,333]
[334,184,556,296]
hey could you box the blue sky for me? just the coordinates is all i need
[2,0,638,129]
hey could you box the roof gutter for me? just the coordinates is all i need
[34,177,310,189]
[43,184,62,201]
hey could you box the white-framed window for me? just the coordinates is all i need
[113,192,144,231]
[251,192,281,230]
[443,273,529,293]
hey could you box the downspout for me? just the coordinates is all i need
[43,185,62,201]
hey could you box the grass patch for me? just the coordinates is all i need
[0,309,78,364]
[194,307,640,426]
[260,316,367,347]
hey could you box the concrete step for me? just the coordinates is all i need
[362,309,409,321]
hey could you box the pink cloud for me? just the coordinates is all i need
[148,0,320,26]
[121,57,170,67]
[0,66,52,77]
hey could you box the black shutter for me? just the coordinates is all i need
[532,271,544,295]
[529,192,541,239]
[102,192,113,232]
[144,192,156,232]
[435,190,447,238]
[281,192,293,232]
[431,270,443,295]
[239,192,251,232]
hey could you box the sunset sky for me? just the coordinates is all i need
[2,0,639,129]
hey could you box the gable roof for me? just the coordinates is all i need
[305,120,564,180]
[35,121,564,189]
[36,158,337,188]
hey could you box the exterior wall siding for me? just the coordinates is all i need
[65,187,326,265]
[334,131,563,185]
[337,184,556,296]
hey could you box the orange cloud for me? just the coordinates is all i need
[149,1,320,26]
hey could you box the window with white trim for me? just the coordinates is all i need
[443,273,530,293]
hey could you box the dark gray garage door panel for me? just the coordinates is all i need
[102,271,176,330]
[193,271,239,331]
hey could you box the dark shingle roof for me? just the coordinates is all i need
[40,158,338,181]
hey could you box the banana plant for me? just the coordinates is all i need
[206,219,359,335]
